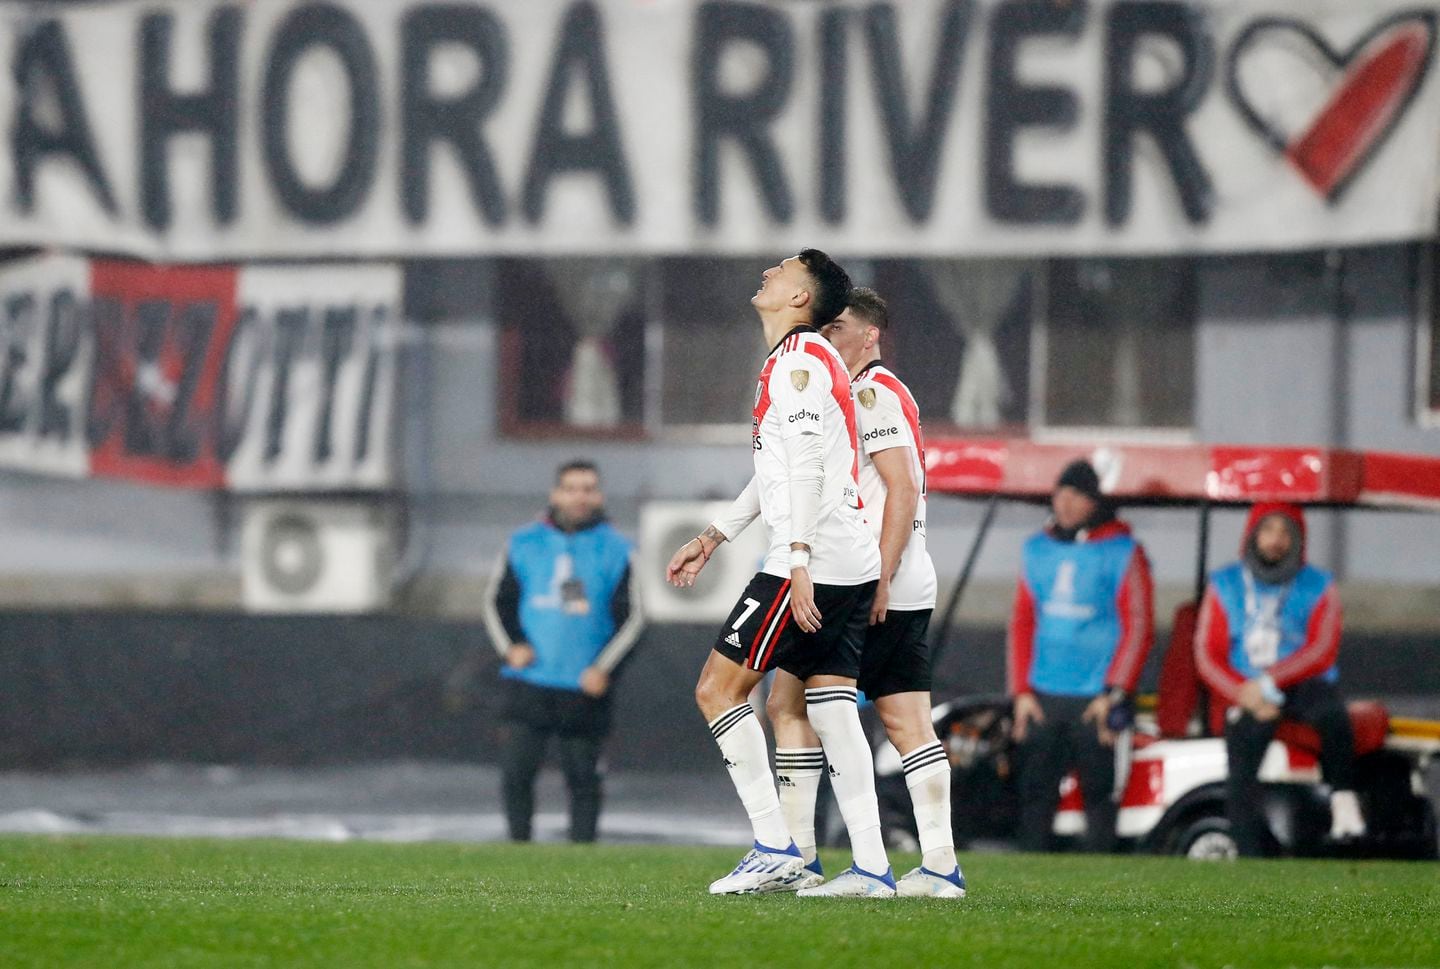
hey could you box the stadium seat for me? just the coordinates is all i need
[1155,602,1201,738]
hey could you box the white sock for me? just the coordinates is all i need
[805,686,889,875]
[775,747,824,864]
[902,740,957,873]
[709,703,792,850]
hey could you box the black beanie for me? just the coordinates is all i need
[1056,459,1103,502]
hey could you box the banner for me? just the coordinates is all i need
[0,255,400,490]
[1,0,1438,259]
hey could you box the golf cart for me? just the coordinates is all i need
[874,440,1440,860]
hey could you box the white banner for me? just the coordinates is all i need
[1,0,1437,259]
[0,254,401,490]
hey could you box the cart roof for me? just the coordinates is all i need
[925,439,1440,510]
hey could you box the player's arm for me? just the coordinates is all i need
[1104,545,1155,694]
[1193,583,1244,706]
[482,545,533,669]
[1008,574,1044,741]
[665,477,759,587]
[867,446,919,624]
[1266,583,1341,690]
[772,354,828,633]
[586,554,646,696]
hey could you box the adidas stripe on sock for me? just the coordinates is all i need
[804,686,889,875]
[902,740,957,874]
[775,747,824,865]
[709,703,791,849]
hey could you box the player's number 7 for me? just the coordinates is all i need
[731,597,761,631]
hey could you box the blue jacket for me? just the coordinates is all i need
[1195,503,1340,706]
[484,515,641,693]
[1008,520,1154,698]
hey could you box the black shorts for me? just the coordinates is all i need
[857,608,933,699]
[712,573,876,681]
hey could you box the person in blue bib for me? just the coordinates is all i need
[1195,502,1365,856]
[482,460,644,842]
[1006,460,1154,852]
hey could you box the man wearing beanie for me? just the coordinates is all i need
[1195,503,1364,856]
[1006,459,1154,852]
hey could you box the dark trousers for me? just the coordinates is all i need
[500,680,610,843]
[1225,678,1354,857]
[1016,692,1118,853]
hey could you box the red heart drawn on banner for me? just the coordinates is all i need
[1227,12,1435,202]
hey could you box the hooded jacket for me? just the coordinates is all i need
[1007,518,1154,697]
[1194,503,1340,705]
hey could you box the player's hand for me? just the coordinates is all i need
[1253,700,1281,722]
[1237,679,1266,714]
[789,567,823,633]
[869,577,890,625]
[1012,692,1045,743]
[506,643,535,670]
[1083,694,1116,748]
[579,666,609,698]
[665,537,712,588]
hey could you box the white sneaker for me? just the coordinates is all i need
[1329,790,1367,840]
[796,864,896,898]
[707,842,805,895]
[896,866,967,899]
[756,857,825,894]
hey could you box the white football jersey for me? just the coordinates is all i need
[750,327,881,586]
[852,362,936,610]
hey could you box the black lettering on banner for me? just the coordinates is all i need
[262,2,381,224]
[165,302,218,464]
[352,306,385,465]
[817,6,849,224]
[214,305,263,464]
[692,1,795,225]
[265,307,309,462]
[315,305,355,463]
[985,0,1085,225]
[0,293,36,434]
[123,299,172,458]
[1104,1,1213,226]
[39,288,83,440]
[86,297,125,449]
[11,20,116,215]
[524,2,634,224]
[139,8,243,231]
[864,0,973,223]
[401,4,509,225]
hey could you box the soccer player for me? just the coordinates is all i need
[763,288,965,898]
[666,250,891,896]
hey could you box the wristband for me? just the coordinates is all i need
[789,548,811,570]
[1258,674,1285,705]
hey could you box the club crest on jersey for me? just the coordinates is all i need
[858,388,876,409]
[790,370,809,391]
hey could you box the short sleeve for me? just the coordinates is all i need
[856,381,914,455]
[768,350,830,440]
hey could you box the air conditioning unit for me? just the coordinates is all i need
[638,501,770,623]
[241,500,395,613]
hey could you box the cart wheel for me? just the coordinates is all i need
[1178,817,1238,860]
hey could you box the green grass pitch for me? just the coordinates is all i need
[2,836,1438,968]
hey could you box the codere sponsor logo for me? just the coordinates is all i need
[788,409,820,423]
[863,426,899,442]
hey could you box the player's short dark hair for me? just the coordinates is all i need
[555,459,599,485]
[797,248,852,327]
[846,287,889,332]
